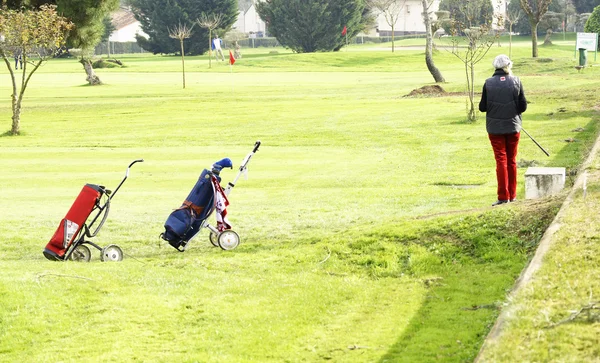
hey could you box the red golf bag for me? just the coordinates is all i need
[43,184,103,260]
[43,159,144,262]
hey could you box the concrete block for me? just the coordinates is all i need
[524,167,566,199]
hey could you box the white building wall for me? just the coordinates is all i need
[375,0,440,33]
[109,22,147,42]
[234,5,266,34]
[375,0,506,34]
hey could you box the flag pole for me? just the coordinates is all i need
[229,50,235,94]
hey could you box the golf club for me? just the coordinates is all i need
[521,127,550,157]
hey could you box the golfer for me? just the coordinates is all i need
[213,34,225,61]
[479,54,528,206]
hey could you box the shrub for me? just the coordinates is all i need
[584,5,600,49]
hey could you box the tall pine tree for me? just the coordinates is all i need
[130,0,238,55]
[256,0,367,53]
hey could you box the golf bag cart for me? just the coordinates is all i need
[160,141,261,251]
[43,159,144,262]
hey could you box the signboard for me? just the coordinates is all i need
[575,32,598,61]
[576,32,598,51]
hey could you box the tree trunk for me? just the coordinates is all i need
[80,58,102,85]
[543,29,553,45]
[208,29,213,69]
[391,24,395,53]
[468,63,476,122]
[180,40,186,89]
[11,96,21,135]
[509,23,513,58]
[530,23,539,57]
[422,0,445,83]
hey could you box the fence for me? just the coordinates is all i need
[93,34,428,56]
[94,42,148,56]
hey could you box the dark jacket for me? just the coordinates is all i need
[479,69,527,135]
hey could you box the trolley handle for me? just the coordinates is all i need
[111,159,144,199]
[129,159,144,168]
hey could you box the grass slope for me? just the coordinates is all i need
[0,37,598,361]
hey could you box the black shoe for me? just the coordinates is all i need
[509,198,516,202]
[492,200,509,206]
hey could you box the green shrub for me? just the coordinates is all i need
[92,59,123,69]
[584,5,600,49]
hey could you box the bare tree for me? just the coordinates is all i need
[169,23,194,89]
[196,13,223,69]
[505,8,523,58]
[519,0,552,57]
[369,0,407,52]
[421,0,445,82]
[446,23,498,122]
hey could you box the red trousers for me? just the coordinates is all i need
[489,132,520,201]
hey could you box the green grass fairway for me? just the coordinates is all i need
[0,37,599,361]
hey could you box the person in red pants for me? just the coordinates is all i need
[479,54,528,206]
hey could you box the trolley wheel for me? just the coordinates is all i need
[101,244,123,262]
[209,231,219,247]
[218,230,240,251]
[70,244,91,262]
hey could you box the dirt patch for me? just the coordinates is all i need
[404,85,448,97]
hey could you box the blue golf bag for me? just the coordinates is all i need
[161,168,219,251]
[161,142,261,252]
[161,157,245,251]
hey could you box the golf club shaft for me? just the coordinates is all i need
[521,128,550,157]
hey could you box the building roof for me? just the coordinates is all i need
[111,6,138,30]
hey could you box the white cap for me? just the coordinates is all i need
[492,54,512,69]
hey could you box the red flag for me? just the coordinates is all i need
[342,25,347,36]
[229,50,235,65]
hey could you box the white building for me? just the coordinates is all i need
[109,6,147,42]
[234,2,266,35]
[374,0,441,35]
[374,0,507,35]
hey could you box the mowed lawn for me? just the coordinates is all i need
[0,38,599,362]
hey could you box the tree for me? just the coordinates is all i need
[196,12,223,69]
[519,0,553,57]
[540,11,564,45]
[55,0,120,85]
[102,15,116,57]
[0,0,119,84]
[438,0,493,34]
[0,5,73,135]
[256,0,366,53]
[421,0,445,82]
[169,23,193,88]
[130,0,237,55]
[368,0,406,53]
[443,3,498,123]
[505,8,523,58]
[572,0,600,13]
[584,5,600,49]
[577,12,592,31]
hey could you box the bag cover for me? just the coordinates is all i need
[162,169,219,249]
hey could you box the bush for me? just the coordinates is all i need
[92,59,124,69]
[584,5,600,49]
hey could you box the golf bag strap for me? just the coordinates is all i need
[180,200,204,216]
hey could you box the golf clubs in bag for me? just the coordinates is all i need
[160,141,261,251]
[43,159,144,262]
